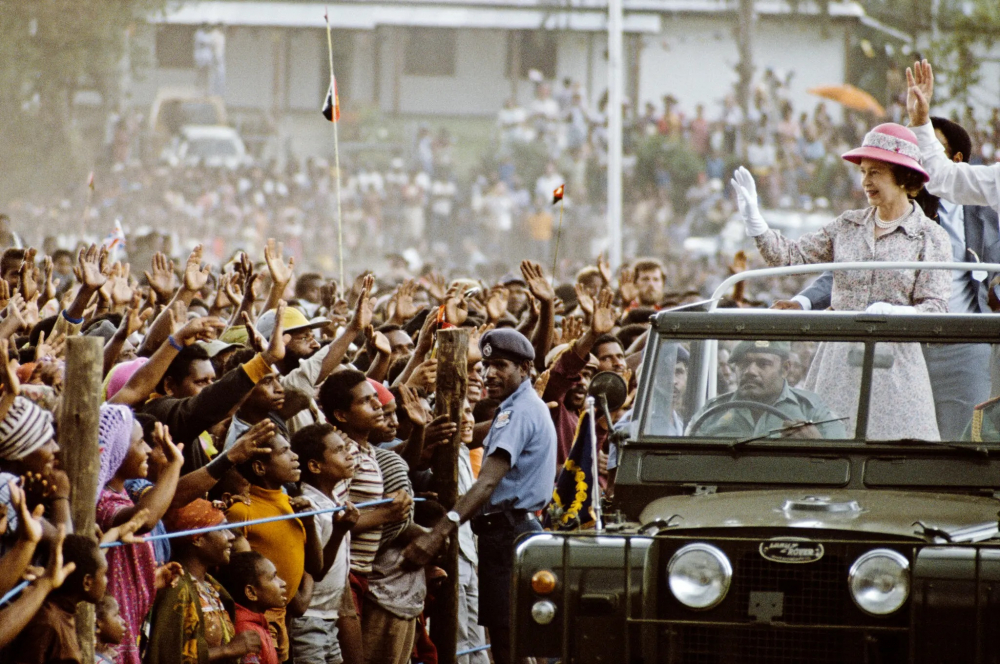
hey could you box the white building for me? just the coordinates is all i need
[134,0,906,156]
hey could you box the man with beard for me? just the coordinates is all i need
[258,275,376,434]
[687,341,845,439]
[621,259,667,311]
[402,328,556,664]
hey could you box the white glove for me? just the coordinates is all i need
[731,166,769,237]
[865,302,917,315]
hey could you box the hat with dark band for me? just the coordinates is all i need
[729,340,791,364]
[479,328,535,363]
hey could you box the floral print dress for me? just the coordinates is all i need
[754,203,952,440]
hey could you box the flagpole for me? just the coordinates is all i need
[551,184,565,279]
[325,8,346,288]
[585,396,603,530]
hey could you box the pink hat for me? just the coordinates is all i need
[842,123,929,182]
[367,378,395,406]
[104,357,148,401]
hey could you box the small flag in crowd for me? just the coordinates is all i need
[545,407,597,530]
[104,218,126,260]
[552,184,564,205]
[322,78,340,122]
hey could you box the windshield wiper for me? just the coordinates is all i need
[872,438,991,458]
[729,417,850,449]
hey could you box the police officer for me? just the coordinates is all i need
[688,340,847,439]
[403,328,556,664]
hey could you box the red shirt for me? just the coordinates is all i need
[234,604,278,664]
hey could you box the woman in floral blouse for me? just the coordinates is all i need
[731,123,951,440]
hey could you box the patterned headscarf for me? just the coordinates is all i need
[162,499,226,540]
[96,404,136,498]
[0,396,55,461]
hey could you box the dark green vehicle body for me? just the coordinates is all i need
[512,309,1000,663]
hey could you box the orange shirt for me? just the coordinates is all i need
[226,486,306,595]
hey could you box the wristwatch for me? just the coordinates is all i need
[445,510,462,528]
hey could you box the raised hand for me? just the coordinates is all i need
[34,330,66,362]
[618,266,638,304]
[591,287,616,335]
[365,325,391,357]
[99,507,151,545]
[173,316,226,346]
[18,248,39,301]
[153,422,184,468]
[10,480,44,545]
[42,525,76,590]
[264,238,294,289]
[261,300,287,364]
[389,279,419,324]
[731,166,768,237]
[406,358,437,392]
[520,260,554,303]
[443,285,468,326]
[110,262,134,307]
[0,292,27,339]
[574,282,595,317]
[74,244,111,292]
[144,252,177,301]
[559,316,585,345]
[119,292,154,338]
[351,274,376,331]
[597,252,613,286]
[398,383,429,428]
[422,272,449,303]
[485,286,509,323]
[40,256,58,306]
[0,281,10,312]
[182,245,212,293]
[906,59,934,127]
[424,414,457,448]
[227,419,276,465]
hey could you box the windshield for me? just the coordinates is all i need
[640,334,1000,444]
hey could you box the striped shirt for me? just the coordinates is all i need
[373,447,412,546]
[346,439,384,574]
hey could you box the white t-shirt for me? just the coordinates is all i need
[301,483,350,620]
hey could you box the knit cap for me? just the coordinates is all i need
[0,396,55,461]
[96,404,137,498]
[103,357,148,402]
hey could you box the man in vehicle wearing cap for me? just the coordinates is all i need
[687,340,846,439]
[402,328,556,664]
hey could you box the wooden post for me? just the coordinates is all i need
[430,327,469,664]
[59,336,103,664]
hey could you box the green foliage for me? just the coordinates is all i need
[0,0,168,200]
[634,134,704,209]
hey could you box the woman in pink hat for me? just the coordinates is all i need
[731,122,952,441]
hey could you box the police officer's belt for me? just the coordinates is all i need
[471,509,535,533]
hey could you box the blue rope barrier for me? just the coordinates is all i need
[102,497,419,548]
[455,644,491,656]
[0,580,30,609]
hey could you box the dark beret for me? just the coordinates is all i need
[480,328,535,363]
[729,340,791,364]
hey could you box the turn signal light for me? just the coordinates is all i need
[531,569,558,594]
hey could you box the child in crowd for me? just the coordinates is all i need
[95,595,127,664]
[9,534,108,664]
[289,423,360,664]
[227,434,323,662]
[218,551,289,664]
[96,405,184,664]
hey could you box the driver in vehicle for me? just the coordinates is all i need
[687,340,847,439]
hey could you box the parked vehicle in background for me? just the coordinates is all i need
[161,125,249,169]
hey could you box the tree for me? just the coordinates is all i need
[0,0,167,200]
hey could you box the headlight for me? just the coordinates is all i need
[531,600,557,625]
[668,543,732,609]
[849,548,910,616]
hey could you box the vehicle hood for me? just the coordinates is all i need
[639,489,1000,543]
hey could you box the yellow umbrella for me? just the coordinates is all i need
[808,84,885,117]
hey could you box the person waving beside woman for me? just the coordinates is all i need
[731,122,952,440]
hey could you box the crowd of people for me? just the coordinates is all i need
[2,53,1000,664]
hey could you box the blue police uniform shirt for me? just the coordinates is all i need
[481,378,557,513]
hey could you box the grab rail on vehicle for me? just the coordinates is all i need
[686,261,1000,412]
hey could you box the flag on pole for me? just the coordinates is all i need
[545,401,599,530]
[322,77,340,122]
[552,184,564,205]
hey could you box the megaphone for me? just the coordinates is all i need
[588,371,628,412]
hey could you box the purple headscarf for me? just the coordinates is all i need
[96,404,137,500]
